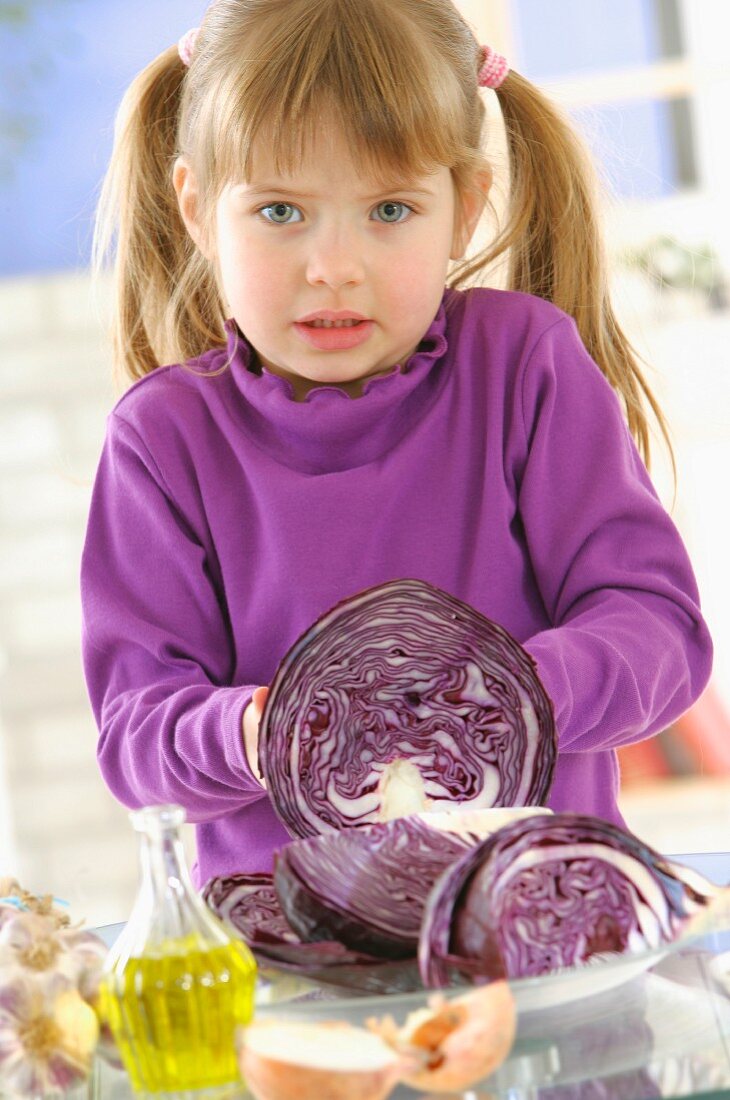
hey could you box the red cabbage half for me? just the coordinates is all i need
[259,578,556,838]
[274,815,474,959]
[202,871,388,966]
[202,873,300,950]
[419,813,717,988]
[201,871,421,993]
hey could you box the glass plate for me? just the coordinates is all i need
[250,906,730,1100]
[252,890,730,1025]
[254,940,669,1021]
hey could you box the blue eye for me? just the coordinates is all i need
[259,203,302,224]
[373,201,411,223]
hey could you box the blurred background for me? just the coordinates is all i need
[0,0,728,927]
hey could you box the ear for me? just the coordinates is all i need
[451,167,492,260]
[173,156,212,259]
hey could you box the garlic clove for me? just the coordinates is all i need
[370,982,516,1093]
[43,1050,93,1095]
[0,1038,48,1100]
[0,977,31,1021]
[239,1019,407,1100]
[53,988,99,1066]
[57,928,108,1000]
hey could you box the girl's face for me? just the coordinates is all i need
[175,126,488,399]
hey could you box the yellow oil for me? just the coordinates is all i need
[99,936,257,1092]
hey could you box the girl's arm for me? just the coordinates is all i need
[516,316,713,755]
[81,414,268,823]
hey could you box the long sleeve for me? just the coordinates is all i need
[517,317,713,754]
[81,413,267,823]
[78,288,715,874]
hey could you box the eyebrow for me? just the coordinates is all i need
[237,183,437,199]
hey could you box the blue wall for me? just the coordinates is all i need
[511,0,666,79]
[0,0,203,277]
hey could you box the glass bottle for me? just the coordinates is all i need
[98,804,257,1093]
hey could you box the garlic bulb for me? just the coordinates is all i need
[0,911,106,985]
[0,974,99,1097]
[0,901,111,1093]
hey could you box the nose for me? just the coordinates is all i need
[305,220,365,289]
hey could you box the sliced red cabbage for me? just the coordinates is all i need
[419,813,718,988]
[274,815,474,959]
[259,578,556,838]
[201,871,421,993]
[202,871,384,966]
[202,872,299,948]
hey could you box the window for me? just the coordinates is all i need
[510,0,698,200]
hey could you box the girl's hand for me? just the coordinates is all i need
[242,686,269,787]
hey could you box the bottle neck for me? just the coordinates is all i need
[137,827,195,902]
[129,820,228,947]
[105,806,231,965]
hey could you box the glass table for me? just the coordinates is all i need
[87,852,730,1099]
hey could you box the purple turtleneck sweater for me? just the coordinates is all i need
[81,287,712,887]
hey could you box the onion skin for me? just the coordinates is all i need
[396,983,516,1092]
[242,1058,400,1100]
[239,1021,404,1100]
[259,578,556,839]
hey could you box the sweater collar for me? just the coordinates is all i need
[223,290,452,473]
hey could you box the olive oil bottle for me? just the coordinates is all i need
[99,805,257,1092]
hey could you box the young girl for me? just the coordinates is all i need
[83,0,712,888]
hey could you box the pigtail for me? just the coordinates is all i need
[92,45,224,386]
[456,70,672,471]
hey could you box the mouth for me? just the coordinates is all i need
[296,310,370,326]
[294,318,375,350]
[303,318,366,329]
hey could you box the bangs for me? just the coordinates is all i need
[192,0,472,200]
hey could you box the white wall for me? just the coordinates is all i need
[0,273,138,924]
[0,715,17,871]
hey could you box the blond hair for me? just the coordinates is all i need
[93,0,670,467]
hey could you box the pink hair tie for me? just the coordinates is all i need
[178,27,200,68]
[478,45,509,90]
